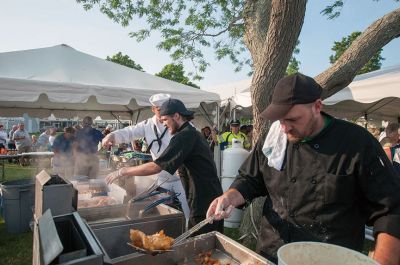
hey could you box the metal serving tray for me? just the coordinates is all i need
[78,201,182,225]
[87,214,185,265]
[101,231,273,265]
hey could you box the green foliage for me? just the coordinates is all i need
[77,0,246,80]
[156,63,199,88]
[285,40,301,76]
[330,31,384,74]
[321,0,399,19]
[106,52,144,71]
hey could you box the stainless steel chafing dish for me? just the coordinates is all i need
[94,231,272,265]
[110,151,152,169]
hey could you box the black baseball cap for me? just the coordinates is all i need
[230,120,240,126]
[160,98,194,116]
[261,73,322,121]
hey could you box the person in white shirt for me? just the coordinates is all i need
[0,124,8,150]
[102,93,190,219]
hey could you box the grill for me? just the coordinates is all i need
[34,210,103,265]
[88,211,185,264]
[35,171,77,219]
[106,231,272,265]
[78,201,183,225]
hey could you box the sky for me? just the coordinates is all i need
[0,0,399,88]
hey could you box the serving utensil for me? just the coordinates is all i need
[127,242,174,256]
[172,215,215,247]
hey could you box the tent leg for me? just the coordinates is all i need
[214,105,222,178]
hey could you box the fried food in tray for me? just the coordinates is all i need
[77,196,117,208]
[130,229,174,252]
[195,251,232,265]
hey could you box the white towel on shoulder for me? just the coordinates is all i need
[262,120,287,170]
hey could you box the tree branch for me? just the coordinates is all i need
[316,8,400,99]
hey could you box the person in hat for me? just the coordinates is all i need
[212,119,250,150]
[105,98,223,235]
[102,93,190,220]
[206,73,400,264]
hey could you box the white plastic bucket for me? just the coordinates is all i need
[277,241,379,265]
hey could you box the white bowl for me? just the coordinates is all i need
[277,241,379,265]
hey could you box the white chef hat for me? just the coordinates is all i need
[149,93,171,107]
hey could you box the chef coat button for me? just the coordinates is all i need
[314,144,319,149]
[290,177,296,183]
[311,179,317,184]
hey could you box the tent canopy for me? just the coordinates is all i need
[203,65,400,122]
[323,65,400,121]
[0,44,220,119]
[203,79,252,108]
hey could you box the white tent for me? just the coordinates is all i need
[0,44,220,121]
[323,65,400,122]
[203,79,252,108]
[204,65,400,122]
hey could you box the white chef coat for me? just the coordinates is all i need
[111,115,190,218]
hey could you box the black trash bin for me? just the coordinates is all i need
[0,179,35,234]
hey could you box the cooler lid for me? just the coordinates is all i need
[38,209,64,265]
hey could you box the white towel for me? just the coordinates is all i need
[262,121,287,170]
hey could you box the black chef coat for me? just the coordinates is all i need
[231,113,400,263]
[155,122,223,234]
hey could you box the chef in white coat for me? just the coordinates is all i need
[102,93,190,219]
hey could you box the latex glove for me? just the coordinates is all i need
[207,196,234,221]
[106,168,123,185]
[102,133,116,149]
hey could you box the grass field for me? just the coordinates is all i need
[0,162,45,265]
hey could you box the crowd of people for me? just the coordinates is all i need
[0,117,105,178]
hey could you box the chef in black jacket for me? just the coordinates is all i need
[106,98,223,234]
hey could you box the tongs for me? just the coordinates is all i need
[125,177,170,218]
[172,215,215,247]
[127,242,174,256]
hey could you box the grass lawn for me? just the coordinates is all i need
[0,162,47,265]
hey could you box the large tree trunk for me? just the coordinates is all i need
[244,0,307,143]
[239,0,307,248]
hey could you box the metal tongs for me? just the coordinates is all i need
[172,215,215,247]
[127,242,174,256]
[125,177,170,219]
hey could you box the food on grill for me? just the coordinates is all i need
[130,229,174,251]
[78,196,117,208]
[195,251,231,265]
[79,189,104,195]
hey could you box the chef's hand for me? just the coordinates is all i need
[102,133,116,148]
[207,189,245,221]
[106,168,124,185]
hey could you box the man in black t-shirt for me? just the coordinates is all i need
[106,99,223,235]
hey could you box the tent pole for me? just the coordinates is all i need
[110,112,123,129]
[135,109,141,125]
[215,104,221,178]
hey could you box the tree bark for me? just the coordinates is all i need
[316,8,400,99]
[245,0,307,143]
